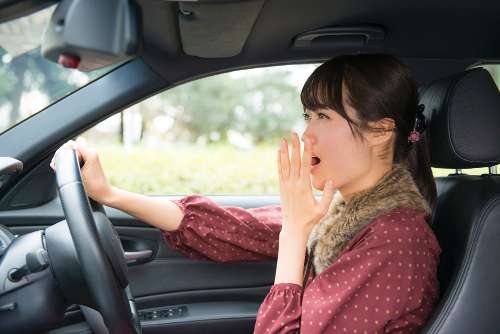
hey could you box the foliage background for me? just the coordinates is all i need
[0,6,497,195]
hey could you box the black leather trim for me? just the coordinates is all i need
[420,68,500,169]
[421,175,500,333]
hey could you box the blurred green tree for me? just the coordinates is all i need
[154,67,305,144]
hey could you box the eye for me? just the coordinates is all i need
[302,112,329,121]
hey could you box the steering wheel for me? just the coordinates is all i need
[54,148,141,334]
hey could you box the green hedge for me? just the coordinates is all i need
[95,144,491,195]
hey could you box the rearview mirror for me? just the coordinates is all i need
[41,0,140,72]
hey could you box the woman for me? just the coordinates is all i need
[51,54,441,333]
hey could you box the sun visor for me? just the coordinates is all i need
[177,0,265,58]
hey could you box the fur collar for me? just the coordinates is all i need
[306,163,431,276]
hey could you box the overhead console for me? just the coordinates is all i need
[41,0,140,71]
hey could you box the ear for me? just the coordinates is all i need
[365,117,396,147]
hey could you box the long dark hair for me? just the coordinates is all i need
[300,53,437,211]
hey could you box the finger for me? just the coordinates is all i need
[65,140,89,167]
[75,136,87,146]
[280,138,290,178]
[319,180,335,214]
[277,147,282,183]
[55,140,85,168]
[277,148,286,203]
[58,140,76,154]
[52,140,74,167]
[300,137,312,178]
[73,141,90,166]
[290,132,301,177]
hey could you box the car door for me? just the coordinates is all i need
[1,194,279,334]
[70,62,318,334]
[0,53,317,333]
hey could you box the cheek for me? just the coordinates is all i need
[319,128,370,187]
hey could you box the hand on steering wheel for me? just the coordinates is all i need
[54,147,141,334]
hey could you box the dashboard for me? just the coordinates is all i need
[0,224,14,257]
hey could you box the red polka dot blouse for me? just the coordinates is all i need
[162,195,441,333]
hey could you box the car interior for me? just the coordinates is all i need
[0,0,499,333]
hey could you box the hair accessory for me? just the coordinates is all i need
[408,104,427,143]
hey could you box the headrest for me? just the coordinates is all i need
[419,68,500,169]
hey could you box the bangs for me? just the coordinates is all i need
[300,62,344,112]
[300,60,360,133]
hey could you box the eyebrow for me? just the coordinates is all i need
[303,108,316,113]
[304,109,329,114]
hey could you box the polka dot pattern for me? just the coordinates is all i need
[162,195,283,262]
[162,196,441,334]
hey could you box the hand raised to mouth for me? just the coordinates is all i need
[277,131,335,238]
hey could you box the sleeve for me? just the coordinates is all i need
[254,220,440,334]
[254,283,303,334]
[161,194,283,262]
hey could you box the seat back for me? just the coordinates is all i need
[418,68,500,333]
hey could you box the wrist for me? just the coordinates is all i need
[100,185,119,207]
[279,229,309,248]
[279,225,311,242]
[275,232,308,285]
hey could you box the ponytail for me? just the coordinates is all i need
[404,127,437,212]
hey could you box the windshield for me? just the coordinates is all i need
[0,5,116,134]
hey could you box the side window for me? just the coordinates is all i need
[79,64,319,195]
[432,64,500,177]
[79,63,499,195]
[480,64,500,89]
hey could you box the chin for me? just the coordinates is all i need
[313,176,340,192]
[312,177,327,191]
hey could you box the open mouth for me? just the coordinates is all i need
[311,156,321,166]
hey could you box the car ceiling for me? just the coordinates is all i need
[137,0,500,85]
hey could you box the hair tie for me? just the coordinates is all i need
[408,104,427,143]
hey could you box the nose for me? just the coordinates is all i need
[301,128,316,145]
